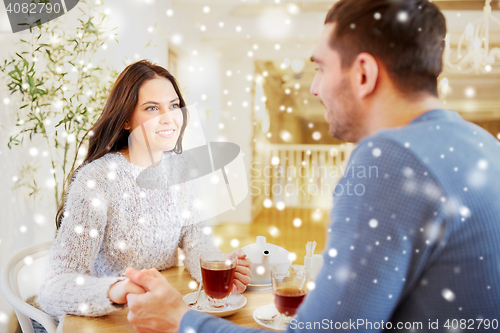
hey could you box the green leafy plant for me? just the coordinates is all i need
[1,0,119,210]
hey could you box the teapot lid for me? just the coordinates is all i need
[241,236,291,257]
[241,236,293,285]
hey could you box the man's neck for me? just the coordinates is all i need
[363,92,442,139]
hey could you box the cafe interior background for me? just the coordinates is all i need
[1,0,499,330]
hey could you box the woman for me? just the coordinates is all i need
[38,60,251,319]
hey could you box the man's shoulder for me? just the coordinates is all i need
[366,110,494,149]
[352,111,500,196]
[357,110,498,164]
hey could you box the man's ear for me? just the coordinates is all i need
[352,52,378,100]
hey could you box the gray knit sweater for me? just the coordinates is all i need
[38,151,218,318]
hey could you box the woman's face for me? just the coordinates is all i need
[125,76,183,156]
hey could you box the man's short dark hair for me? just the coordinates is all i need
[325,0,447,97]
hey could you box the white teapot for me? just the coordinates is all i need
[241,236,292,285]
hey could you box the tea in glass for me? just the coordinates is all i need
[274,287,307,316]
[270,264,311,323]
[200,252,237,308]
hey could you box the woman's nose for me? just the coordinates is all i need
[159,110,174,124]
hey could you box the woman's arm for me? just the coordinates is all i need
[178,220,219,283]
[38,165,133,318]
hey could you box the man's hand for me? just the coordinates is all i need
[229,249,252,294]
[108,278,146,304]
[125,268,190,333]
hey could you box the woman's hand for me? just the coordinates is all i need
[108,278,147,304]
[229,249,252,294]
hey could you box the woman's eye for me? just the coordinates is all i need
[170,103,180,109]
[146,106,158,111]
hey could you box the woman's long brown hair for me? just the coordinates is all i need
[55,60,188,229]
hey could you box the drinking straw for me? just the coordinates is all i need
[306,241,317,257]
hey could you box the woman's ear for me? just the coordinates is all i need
[124,120,130,131]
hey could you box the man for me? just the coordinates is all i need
[125,0,500,332]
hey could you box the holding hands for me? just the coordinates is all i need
[121,248,251,333]
[126,268,188,333]
[108,278,146,304]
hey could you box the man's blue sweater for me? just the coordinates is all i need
[180,109,500,332]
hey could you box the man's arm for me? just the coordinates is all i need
[125,268,259,333]
[291,136,448,331]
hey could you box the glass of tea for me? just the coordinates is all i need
[200,252,238,309]
[270,264,311,324]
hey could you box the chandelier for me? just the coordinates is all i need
[444,0,500,74]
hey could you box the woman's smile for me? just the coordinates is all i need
[155,128,176,138]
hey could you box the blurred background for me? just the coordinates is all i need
[1,0,500,331]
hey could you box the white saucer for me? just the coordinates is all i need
[247,283,272,291]
[183,290,247,317]
[253,303,287,330]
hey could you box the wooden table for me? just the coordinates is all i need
[60,266,274,332]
